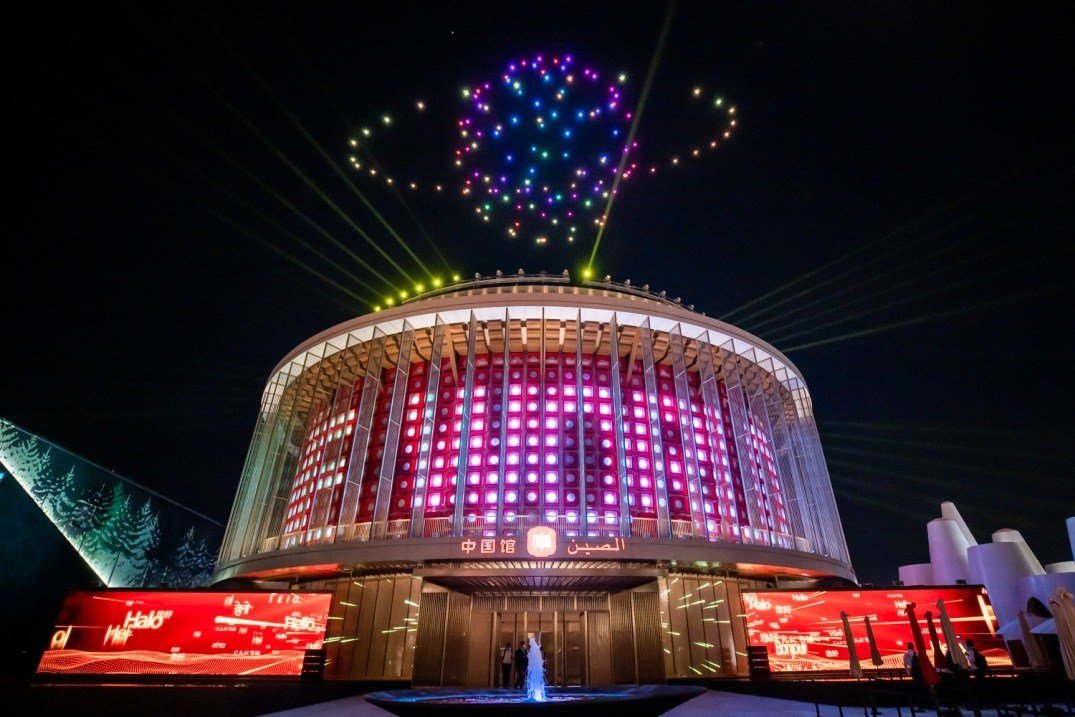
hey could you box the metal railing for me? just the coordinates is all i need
[261,535,281,553]
[422,516,454,537]
[371,518,411,540]
[630,517,659,538]
[670,519,699,539]
[336,522,371,542]
[263,517,808,549]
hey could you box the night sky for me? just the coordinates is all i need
[7,3,1073,583]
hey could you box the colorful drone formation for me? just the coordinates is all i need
[346,54,737,246]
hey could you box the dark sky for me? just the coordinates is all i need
[7,2,1073,583]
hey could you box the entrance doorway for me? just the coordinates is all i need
[412,587,662,687]
[494,610,603,687]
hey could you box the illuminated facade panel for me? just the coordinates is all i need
[212,278,858,687]
[217,280,850,573]
[272,352,793,548]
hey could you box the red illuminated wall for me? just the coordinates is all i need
[743,587,1010,672]
[277,351,795,546]
[37,590,331,676]
[283,384,363,539]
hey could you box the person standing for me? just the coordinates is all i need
[965,639,988,678]
[903,642,921,683]
[499,641,513,688]
[902,643,916,674]
[514,639,528,689]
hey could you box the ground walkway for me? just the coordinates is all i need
[259,689,884,716]
[263,688,1069,716]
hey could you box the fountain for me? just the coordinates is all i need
[365,630,704,716]
[365,684,705,716]
[524,633,546,702]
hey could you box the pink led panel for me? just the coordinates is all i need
[356,367,396,523]
[423,355,465,526]
[385,361,430,521]
[619,360,655,527]
[282,382,361,545]
[280,351,794,546]
[582,354,619,535]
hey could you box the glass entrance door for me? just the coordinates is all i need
[494,611,590,687]
[561,611,584,686]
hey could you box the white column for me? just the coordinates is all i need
[940,501,978,547]
[494,311,511,534]
[371,324,415,538]
[669,324,707,539]
[639,318,671,538]
[927,518,972,584]
[968,540,1042,635]
[337,330,388,536]
[410,317,446,538]
[1066,516,1074,561]
[899,563,935,585]
[451,312,478,536]
[991,528,1045,575]
[608,314,632,538]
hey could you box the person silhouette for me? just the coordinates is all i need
[965,639,988,678]
[499,641,513,688]
[903,642,921,683]
[514,639,528,688]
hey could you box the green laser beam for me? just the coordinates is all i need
[122,143,369,311]
[92,27,397,296]
[719,159,1050,322]
[825,458,1061,510]
[753,192,1056,338]
[358,152,456,277]
[203,19,438,282]
[823,444,1061,482]
[825,459,981,500]
[204,201,372,309]
[157,124,388,296]
[746,200,1039,335]
[820,420,1068,441]
[260,255,372,314]
[141,18,418,286]
[819,430,1063,463]
[769,236,1056,346]
[128,89,394,294]
[733,182,1044,329]
[587,0,678,270]
[219,99,417,285]
[781,284,1065,352]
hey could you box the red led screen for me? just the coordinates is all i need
[37,590,331,676]
[743,587,1010,672]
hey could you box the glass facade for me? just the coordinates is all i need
[218,284,850,573]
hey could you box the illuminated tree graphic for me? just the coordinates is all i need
[127,499,161,583]
[170,527,201,587]
[70,482,114,558]
[0,418,223,587]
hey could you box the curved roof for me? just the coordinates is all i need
[263,276,815,418]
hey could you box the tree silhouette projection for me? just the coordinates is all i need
[0,418,223,587]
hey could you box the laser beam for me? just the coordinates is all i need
[587,0,677,271]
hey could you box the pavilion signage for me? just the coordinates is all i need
[454,527,628,559]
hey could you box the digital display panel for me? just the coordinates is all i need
[743,586,1011,672]
[37,590,331,676]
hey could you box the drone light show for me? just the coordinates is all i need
[345,54,737,247]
